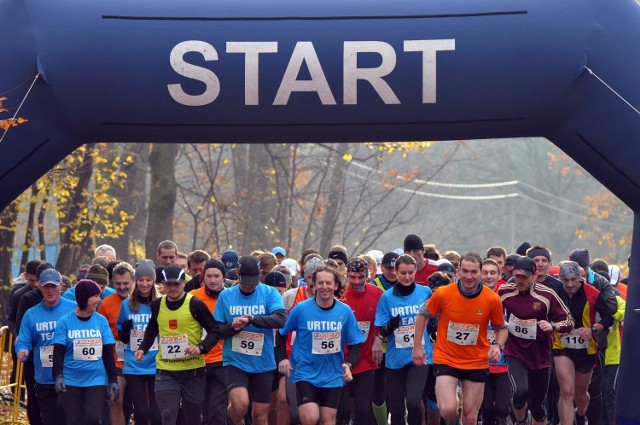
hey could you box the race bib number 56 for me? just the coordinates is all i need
[312,331,341,354]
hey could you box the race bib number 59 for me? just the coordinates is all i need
[232,331,265,356]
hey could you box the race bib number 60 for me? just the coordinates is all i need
[73,338,102,361]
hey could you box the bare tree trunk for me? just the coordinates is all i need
[37,192,48,261]
[0,200,19,317]
[234,144,278,253]
[110,143,149,263]
[318,146,348,255]
[145,143,177,258]
[19,183,38,267]
[56,146,95,276]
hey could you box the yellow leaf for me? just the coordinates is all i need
[210,196,216,203]
[342,153,353,162]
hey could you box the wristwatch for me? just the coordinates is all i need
[494,343,504,352]
[591,326,598,336]
[345,362,353,370]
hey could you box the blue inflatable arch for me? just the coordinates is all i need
[1,0,639,421]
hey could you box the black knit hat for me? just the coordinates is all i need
[403,234,423,252]
[203,259,225,276]
[516,242,531,256]
[75,279,102,310]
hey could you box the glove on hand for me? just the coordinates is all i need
[388,314,402,331]
[107,382,120,402]
[54,375,66,393]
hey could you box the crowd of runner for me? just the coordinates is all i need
[3,234,629,425]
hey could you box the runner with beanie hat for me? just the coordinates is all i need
[134,259,156,282]
[52,278,119,425]
[190,258,228,425]
[403,234,438,285]
[525,245,565,299]
[118,260,162,425]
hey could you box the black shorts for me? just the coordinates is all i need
[433,364,490,383]
[225,365,273,403]
[272,369,284,393]
[553,350,595,374]
[424,364,437,402]
[296,381,342,409]
[115,367,124,377]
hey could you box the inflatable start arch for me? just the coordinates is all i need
[1,0,639,422]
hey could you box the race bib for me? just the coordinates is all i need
[131,329,158,351]
[312,331,341,354]
[508,314,537,340]
[160,334,188,359]
[487,329,496,346]
[231,331,265,356]
[358,321,371,340]
[446,322,480,346]
[394,325,424,348]
[73,338,102,361]
[561,330,588,349]
[40,346,53,368]
[116,341,126,362]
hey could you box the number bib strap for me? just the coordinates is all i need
[561,330,588,349]
[358,321,371,341]
[131,329,158,351]
[231,331,265,356]
[160,334,189,359]
[73,338,103,361]
[446,322,480,346]
[508,314,537,340]
[312,331,341,354]
[40,345,53,368]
